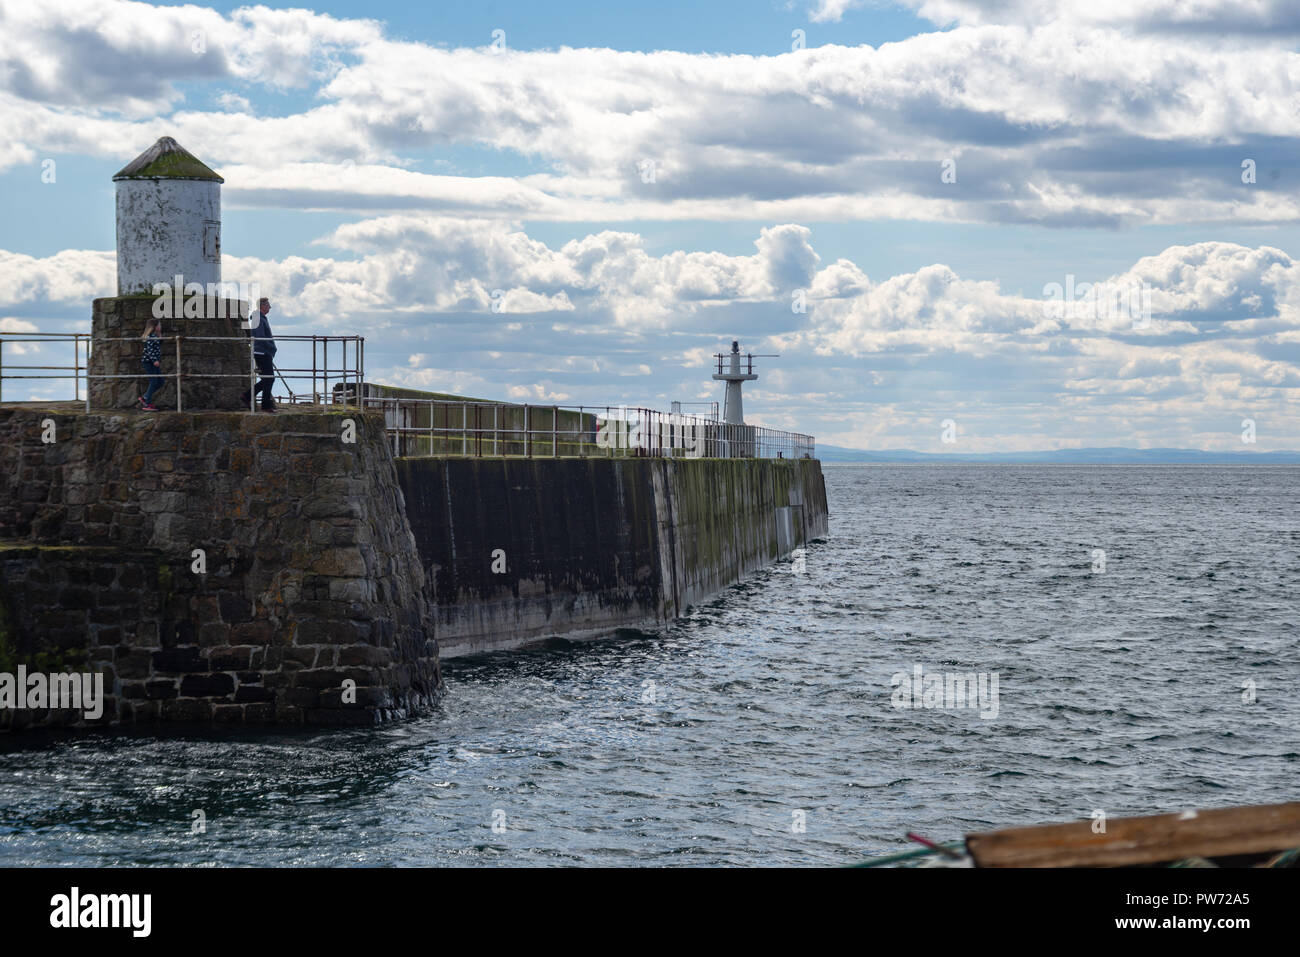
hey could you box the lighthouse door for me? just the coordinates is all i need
[203,221,221,263]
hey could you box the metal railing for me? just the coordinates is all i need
[0,332,91,402]
[356,396,815,460]
[0,332,364,411]
[1,334,817,459]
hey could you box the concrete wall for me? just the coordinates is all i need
[0,408,440,729]
[396,456,828,656]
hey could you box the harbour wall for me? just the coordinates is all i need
[0,407,439,730]
[396,456,828,657]
[0,404,827,729]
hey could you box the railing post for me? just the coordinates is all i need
[493,404,498,456]
[72,337,78,403]
[552,405,558,457]
[524,404,531,458]
[462,401,467,456]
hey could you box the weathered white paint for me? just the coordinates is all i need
[115,178,221,296]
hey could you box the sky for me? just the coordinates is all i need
[1,0,1298,451]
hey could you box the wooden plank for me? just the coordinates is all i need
[966,802,1300,868]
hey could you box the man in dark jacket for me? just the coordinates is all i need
[242,297,277,412]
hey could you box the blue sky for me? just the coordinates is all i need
[2,0,1299,451]
[160,0,936,55]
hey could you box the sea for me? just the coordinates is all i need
[1,465,1296,866]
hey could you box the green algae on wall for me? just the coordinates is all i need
[0,546,96,674]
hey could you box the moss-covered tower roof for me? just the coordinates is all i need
[112,136,224,183]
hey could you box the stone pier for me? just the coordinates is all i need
[0,407,441,729]
[0,401,826,730]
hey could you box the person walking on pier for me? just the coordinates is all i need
[242,297,277,413]
[137,318,165,411]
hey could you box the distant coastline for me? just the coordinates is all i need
[817,445,1300,464]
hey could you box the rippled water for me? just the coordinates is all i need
[2,465,1297,866]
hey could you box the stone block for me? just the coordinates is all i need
[292,668,348,690]
[218,593,252,621]
[198,622,232,647]
[243,702,275,723]
[338,645,393,668]
[212,704,245,723]
[179,673,234,697]
[144,679,178,700]
[230,620,275,644]
[207,647,251,671]
[160,698,212,721]
[294,619,363,644]
[283,687,321,708]
[234,685,275,703]
[152,646,203,672]
[116,648,154,679]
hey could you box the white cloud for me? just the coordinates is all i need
[2,2,1298,450]
[0,248,114,304]
[2,223,1296,450]
[1,0,1297,226]
[215,92,252,112]
[809,0,870,23]
[0,0,383,114]
[506,383,572,402]
[898,0,1300,35]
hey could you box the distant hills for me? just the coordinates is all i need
[816,445,1300,464]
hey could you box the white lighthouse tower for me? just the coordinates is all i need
[90,136,246,411]
[712,340,758,425]
[112,136,223,296]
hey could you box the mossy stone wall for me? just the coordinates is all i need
[0,408,440,730]
[89,297,251,411]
